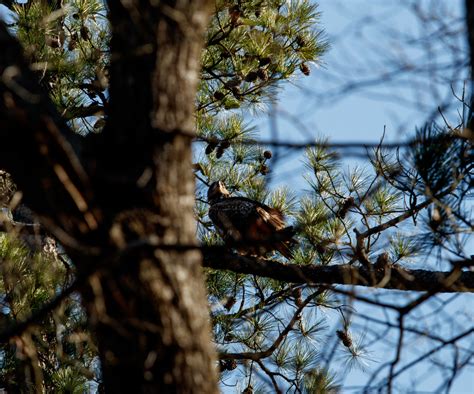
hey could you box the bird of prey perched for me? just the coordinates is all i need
[207,181,297,259]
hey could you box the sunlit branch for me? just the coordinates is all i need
[203,251,474,293]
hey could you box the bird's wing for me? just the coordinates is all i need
[209,199,256,240]
[209,197,287,240]
[216,209,242,240]
[255,206,286,230]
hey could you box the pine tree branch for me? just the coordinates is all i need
[255,359,284,394]
[0,277,80,344]
[358,199,433,239]
[220,292,315,361]
[202,251,474,293]
[223,286,297,320]
[0,20,100,245]
[63,104,105,120]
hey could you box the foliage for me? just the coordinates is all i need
[0,234,97,391]
[11,0,109,134]
[2,0,329,390]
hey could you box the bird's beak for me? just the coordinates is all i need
[218,181,229,196]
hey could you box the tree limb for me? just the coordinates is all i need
[203,251,474,293]
[220,292,316,361]
[63,104,105,120]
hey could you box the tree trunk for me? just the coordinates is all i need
[0,0,218,391]
[80,1,218,392]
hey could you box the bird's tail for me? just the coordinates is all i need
[276,226,298,259]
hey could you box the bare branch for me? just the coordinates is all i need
[203,251,474,293]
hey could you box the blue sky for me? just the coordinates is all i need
[257,0,469,191]
[249,1,473,392]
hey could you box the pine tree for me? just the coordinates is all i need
[0,0,472,392]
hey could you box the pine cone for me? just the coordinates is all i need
[213,91,225,100]
[257,68,268,81]
[336,330,352,348]
[224,296,236,310]
[80,25,90,41]
[245,71,258,82]
[216,146,225,158]
[300,63,310,76]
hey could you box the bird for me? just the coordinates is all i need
[207,181,297,259]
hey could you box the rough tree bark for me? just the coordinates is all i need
[0,1,218,393]
[80,1,218,391]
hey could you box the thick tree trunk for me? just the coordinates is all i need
[1,0,218,391]
[80,1,218,392]
[85,134,217,392]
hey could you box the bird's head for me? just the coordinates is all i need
[207,181,230,203]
